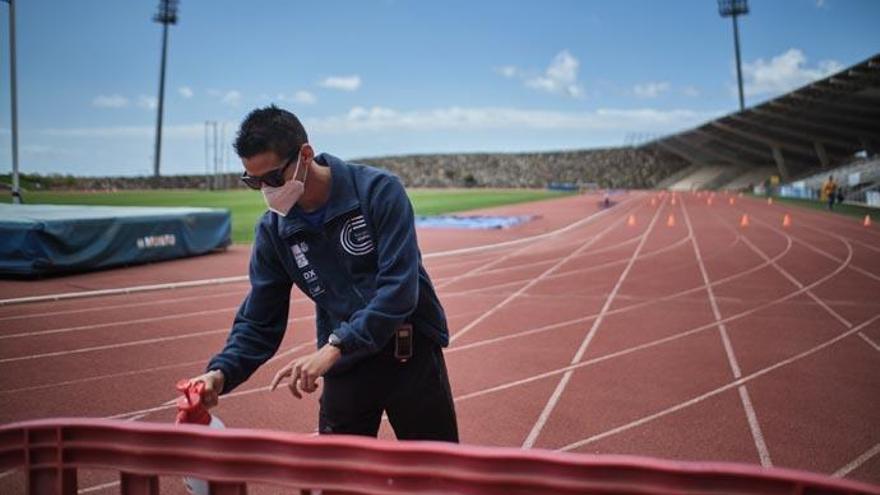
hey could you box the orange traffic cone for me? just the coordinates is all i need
[650,198,657,207]
[865,215,872,227]
[671,197,677,206]
[729,197,735,205]
[627,214,636,227]
[740,214,749,227]
[707,197,713,206]
[667,214,676,227]
[783,214,791,228]
[767,197,773,205]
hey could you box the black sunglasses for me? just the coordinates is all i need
[240,152,298,190]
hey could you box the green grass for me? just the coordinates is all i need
[758,195,878,220]
[1,188,571,243]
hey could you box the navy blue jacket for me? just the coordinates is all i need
[207,153,449,393]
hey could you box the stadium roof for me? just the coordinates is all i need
[640,53,880,181]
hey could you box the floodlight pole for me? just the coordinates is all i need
[152,0,178,182]
[4,0,21,204]
[731,15,745,111]
[718,0,748,112]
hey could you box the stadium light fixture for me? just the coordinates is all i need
[3,0,21,204]
[718,0,748,112]
[151,0,179,181]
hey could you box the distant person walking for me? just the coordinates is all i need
[822,175,838,211]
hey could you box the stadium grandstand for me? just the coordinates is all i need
[640,53,880,194]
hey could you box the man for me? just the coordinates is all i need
[822,175,837,211]
[187,105,458,441]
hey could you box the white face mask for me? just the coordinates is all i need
[261,155,308,216]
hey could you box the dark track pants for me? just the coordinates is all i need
[318,331,459,442]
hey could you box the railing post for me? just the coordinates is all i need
[120,472,160,495]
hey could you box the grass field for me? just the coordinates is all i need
[1,189,571,243]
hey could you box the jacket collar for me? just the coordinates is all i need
[276,153,361,239]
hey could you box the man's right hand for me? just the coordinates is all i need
[185,370,225,409]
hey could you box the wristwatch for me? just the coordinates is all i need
[327,333,344,352]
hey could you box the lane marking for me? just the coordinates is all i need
[0,306,240,340]
[78,481,119,494]
[558,313,880,452]
[0,289,247,322]
[522,198,666,448]
[833,443,880,478]
[449,201,642,345]
[0,196,638,307]
[0,315,315,364]
[682,197,771,467]
[858,332,880,352]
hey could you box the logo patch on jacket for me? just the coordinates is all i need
[340,215,374,256]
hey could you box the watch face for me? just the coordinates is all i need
[329,334,341,346]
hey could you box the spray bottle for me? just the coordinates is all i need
[176,378,225,495]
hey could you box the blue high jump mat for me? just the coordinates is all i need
[0,204,231,277]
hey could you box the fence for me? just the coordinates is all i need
[1,418,878,494]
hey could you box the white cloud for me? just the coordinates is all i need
[320,75,362,91]
[92,94,129,108]
[40,124,208,139]
[306,105,717,133]
[524,50,584,98]
[278,90,317,105]
[36,107,718,141]
[494,65,520,78]
[742,49,843,97]
[681,86,700,97]
[178,86,194,98]
[633,82,670,98]
[137,95,158,110]
[815,0,826,8]
[221,90,242,106]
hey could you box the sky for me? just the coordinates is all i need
[0,0,878,177]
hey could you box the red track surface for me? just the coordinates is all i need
[1,191,879,494]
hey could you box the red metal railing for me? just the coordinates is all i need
[1,418,878,494]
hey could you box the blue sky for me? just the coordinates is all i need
[0,0,878,176]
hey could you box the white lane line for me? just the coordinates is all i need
[833,443,880,478]
[77,481,120,494]
[0,275,252,306]
[0,315,315,364]
[0,289,247,322]
[522,199,666,448]
[762,220,880,284]
[734,208,880,361]
[435,228,643,290]
[454,225,846,405]
[682,198,771,467]
[0,196,637,308]
[103,210,832,429]
[449,202,641,345]
[558,313,880,452]
[858,332,880,352]
[0,306,240,340]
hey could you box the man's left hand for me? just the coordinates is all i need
[270,345,342,399]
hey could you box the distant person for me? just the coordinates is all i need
[822,175,838,210]
[836,186,845,205]
[186,105,458,442]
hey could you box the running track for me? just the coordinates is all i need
[1,191,878,494]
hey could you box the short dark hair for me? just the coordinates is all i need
[233,105,308,159]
